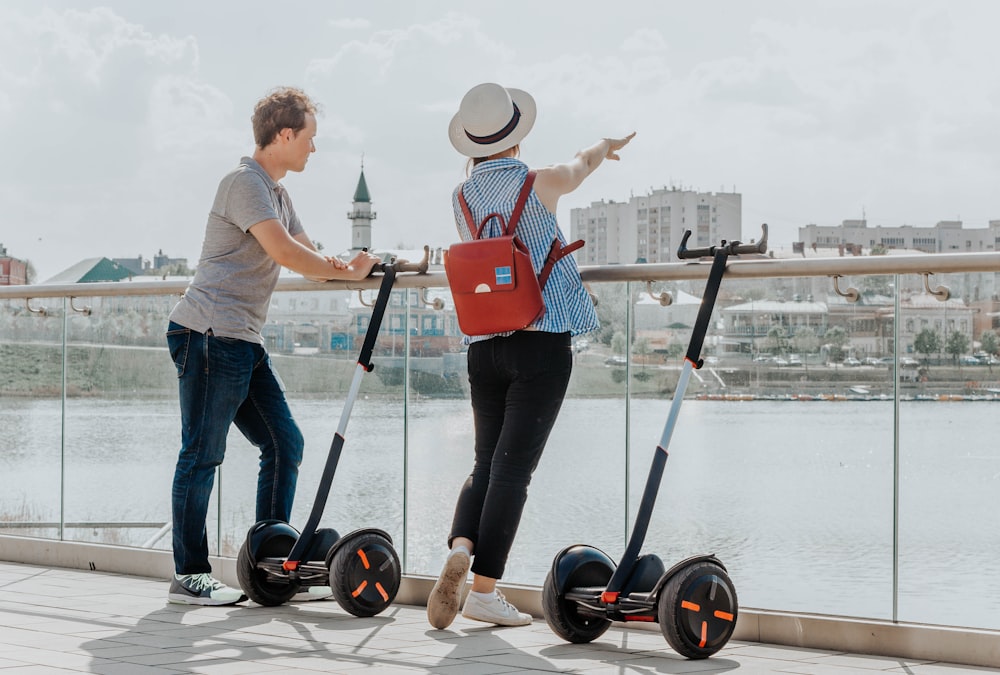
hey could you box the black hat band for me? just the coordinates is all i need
[464,103,521,145]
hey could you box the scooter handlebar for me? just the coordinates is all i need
[677,223,768,260]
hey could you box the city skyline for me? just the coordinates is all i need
[3,1,1000,282]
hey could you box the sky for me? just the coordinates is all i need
[3,0,1000,282]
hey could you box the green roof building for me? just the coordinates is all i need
[44,257,133,284]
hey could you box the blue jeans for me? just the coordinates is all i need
[167,322,303,575]
[450,331,573,579]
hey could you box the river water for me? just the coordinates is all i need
[2,395,999,630]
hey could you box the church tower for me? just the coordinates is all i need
[348,162,376,252]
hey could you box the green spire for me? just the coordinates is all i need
[353,169,371,203]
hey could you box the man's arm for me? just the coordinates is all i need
[250,220,376,280]
[293,232,320,253]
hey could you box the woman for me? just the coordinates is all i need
[428,82,634,629]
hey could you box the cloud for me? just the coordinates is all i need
[329,17,371,30]
[622,28,668,54]
[148,76,238,155]
[0,5,230,279]
[0,6,204,183]
[0,6,195,89]
[306,12,505,82]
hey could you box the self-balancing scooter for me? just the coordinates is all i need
[237,247,429,616]
[542,225,767,658]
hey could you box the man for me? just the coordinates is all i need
[165,87,378,605]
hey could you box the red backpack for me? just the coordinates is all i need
[444,171,584,336]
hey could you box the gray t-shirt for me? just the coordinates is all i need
[169,157,304,343]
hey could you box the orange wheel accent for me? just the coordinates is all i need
[351,580,368,598]
[699,620,708,647]
[375,582,389,602]
[714,609,734,622]
[357,549,370,569]
[681,600,700,612]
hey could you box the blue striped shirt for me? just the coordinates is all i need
[452,158,599,342]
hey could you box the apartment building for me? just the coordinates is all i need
[570,187,742,264]
[0,243,27,286]
[799,219,1000,254]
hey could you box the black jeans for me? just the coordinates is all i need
[450,330,573,579]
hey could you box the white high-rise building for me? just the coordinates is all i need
[799,219,1000,254]
[570,187,742,264]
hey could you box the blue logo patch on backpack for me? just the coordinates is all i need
[494,266,512,286]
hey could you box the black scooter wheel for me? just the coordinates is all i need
[327,531,400,617]
[542,570,612,644]
[657,560,738,659]
[236,537,298,607]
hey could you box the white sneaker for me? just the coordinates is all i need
[291,586,334,602]
[427,549,470,629]
[462,590,532,626]
[167,573,246,606]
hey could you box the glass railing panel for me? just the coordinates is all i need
[3,256,1000,633]
[515,282,631,585]
[322,285,406,555]
[896,270,1000,630]
[0,298,65,540]
[219,288,407,560]
[58,294,179,549]
[628,276,896,619]
[403,285,471,578]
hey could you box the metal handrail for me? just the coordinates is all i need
[579,251,1000,282]
[2,251,999,300]
[1,521,166,529]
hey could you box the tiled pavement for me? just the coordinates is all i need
[0,561,997,674]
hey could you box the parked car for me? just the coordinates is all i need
[604,355,627,366]
[959,355,981,366]
[862,357,882,366]
[788,355,803,366]
[842,357,861,367]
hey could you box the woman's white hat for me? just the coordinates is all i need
[448,83,536,157]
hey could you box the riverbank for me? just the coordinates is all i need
[697,391,1000,401]
[4,342,998,400]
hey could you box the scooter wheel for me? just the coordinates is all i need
[657,560,738,659]
[237,537,298,607]
[542,570,612,644]
[327,531,400,617]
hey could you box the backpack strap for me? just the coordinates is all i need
[456,171,537,240]
[456,188,479,240]
[504,170,536,237]
[538,238,586,289]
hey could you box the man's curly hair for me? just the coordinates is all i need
[252,87,319,149]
